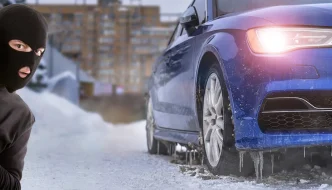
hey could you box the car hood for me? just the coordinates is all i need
[241,3,332,27]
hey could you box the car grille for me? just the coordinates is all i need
[258,112,332,132]
[258,91,332,132]
[264,91,332,109]
[304,96,332,108]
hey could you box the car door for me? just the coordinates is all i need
[151,17,198,132]
[151,0,207,132]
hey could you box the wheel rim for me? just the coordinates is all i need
[203,73,225,167]
[146,98,155,150]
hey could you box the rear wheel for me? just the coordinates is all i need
[146,97,168,155]
[202,64,253,176]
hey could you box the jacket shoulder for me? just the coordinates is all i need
[8,93,35,126]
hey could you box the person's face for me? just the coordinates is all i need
[0,4,48,93]
[8,39,45,79]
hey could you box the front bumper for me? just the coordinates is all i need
[224,47,332,150]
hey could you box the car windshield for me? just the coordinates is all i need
[217,0,332,16]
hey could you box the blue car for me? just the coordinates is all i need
[146,0,332,176]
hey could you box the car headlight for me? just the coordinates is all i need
[247,27,332,54]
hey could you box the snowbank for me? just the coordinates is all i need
[46,71,79,105]
[17,87,107,128]
[16,88,147,154]
[17,88,113,152]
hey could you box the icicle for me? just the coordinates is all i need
[259,151,264,180]
[194,151,196,161]
[250,151,264,180]
[239,151,245,173]
[304,147,306,158]
[186,151,188,164]
[189,151,193,166]
[157,141,160,155]
[251,152,260,180]
[239,153,242,173]
[201,154,204,166]
[271,154,274,174]
[331,146,332,157]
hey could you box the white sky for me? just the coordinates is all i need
[26,0,192,13]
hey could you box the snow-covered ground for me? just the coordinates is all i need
[15,88,332,190]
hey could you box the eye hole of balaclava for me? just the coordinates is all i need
[0,4,48,93]
[8,39,45,56]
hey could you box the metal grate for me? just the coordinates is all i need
[258,112,332,132]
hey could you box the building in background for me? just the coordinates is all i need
[31,1,177,94]
[31,5,97,75]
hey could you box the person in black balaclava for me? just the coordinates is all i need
[0,4,47,190]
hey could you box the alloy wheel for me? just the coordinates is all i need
[203,73,225,167]
[146,98,154,150]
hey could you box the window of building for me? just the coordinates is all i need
[99,37,114,44]
[101,29,115,36]
[101,22,114,28]
[88,14,95,21]
[98,69,114,77]
[101,14,109,21]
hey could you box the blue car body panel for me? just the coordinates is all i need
[149,2,332,150]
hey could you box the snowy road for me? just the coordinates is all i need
[16,89,332,190]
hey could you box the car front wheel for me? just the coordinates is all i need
[202,64,253,176]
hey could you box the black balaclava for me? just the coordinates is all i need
[0,4,47,93]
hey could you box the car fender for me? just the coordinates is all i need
[195,32,240,109]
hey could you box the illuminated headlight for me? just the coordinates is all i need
[247,27,332,54]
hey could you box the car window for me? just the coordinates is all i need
[175,24,184,38]
[193,0,206,24]
[168,23,184,46]
[167,24,178,46]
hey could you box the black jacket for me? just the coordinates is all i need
[0,87,34,190]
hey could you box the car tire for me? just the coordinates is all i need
[146,96,168,155]
[201,64,253,176]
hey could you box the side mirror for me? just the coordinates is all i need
[180,6,199,36]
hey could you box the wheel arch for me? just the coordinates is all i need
[194,34,238,130]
